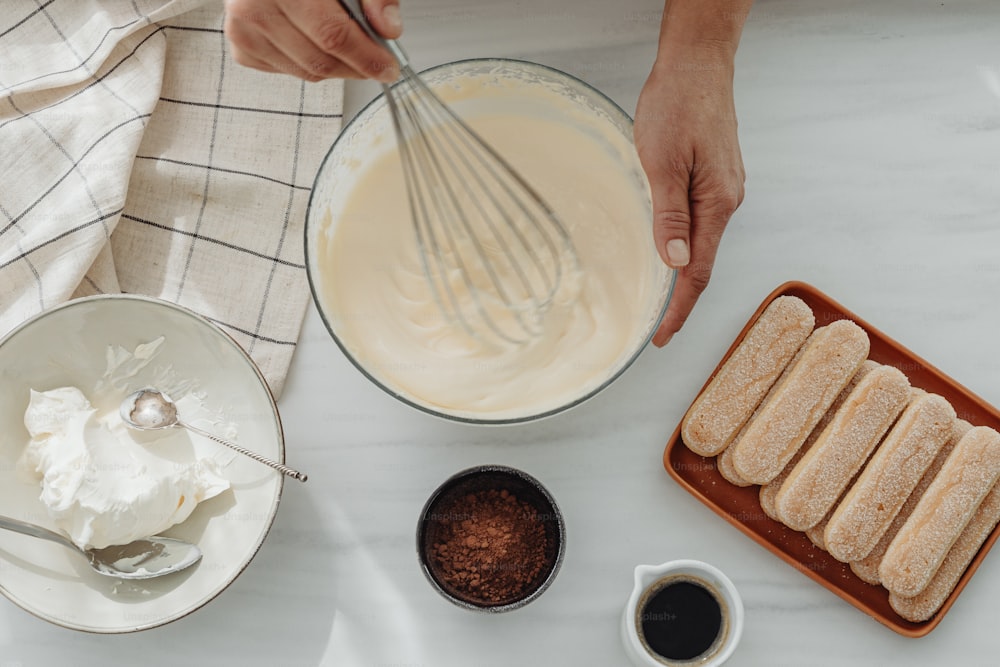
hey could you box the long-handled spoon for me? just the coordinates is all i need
[119,388,307,482]
[0,514,201,579]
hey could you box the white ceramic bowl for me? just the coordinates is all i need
[0,295,285,633]
[305,58,675,425]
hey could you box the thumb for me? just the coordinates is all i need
[648,167,693,270]
[362,0,403,40]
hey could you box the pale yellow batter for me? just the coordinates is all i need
[316,70,667,420]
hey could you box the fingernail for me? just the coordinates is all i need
[653,332,673,348]
[665,239,690,268]
[383,4,402,33]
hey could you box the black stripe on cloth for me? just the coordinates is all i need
[0,200,21,235]
[120,214,306,269]
[0,208,124,271]
[248,79,307,355]
[0,199,45,308]
[206,316,298,346]
[0,26,165,132]
[0,15,149,93]
[173,24,228,302]
[37,3,143,118]
[158,97,343,119]
[134,155,312,191]
[82,275,105,294]
[7,95,113,239]
[0,113,151,237]
[0,0,56,40]
[22,243,44,310]
[163,25,223,34]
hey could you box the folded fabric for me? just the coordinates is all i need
[0,0,346,397]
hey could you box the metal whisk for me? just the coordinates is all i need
[340,2,580,345]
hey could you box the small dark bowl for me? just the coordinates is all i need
[416,465,566,612]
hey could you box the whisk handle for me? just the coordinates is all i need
[337,0,410,68]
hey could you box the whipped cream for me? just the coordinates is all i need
[315,70,666,419]
[19,341,231,550]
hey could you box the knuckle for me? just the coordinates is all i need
[683,264,714,294]
[305,57,334,77]
[363,57,392,78]
[653,209,692,234]
[315,19,353,55]
[700,182,743,219]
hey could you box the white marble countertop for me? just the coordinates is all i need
[3,0,1000,664]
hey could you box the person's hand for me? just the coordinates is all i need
[223,0,402,83]
[634,43,746,347]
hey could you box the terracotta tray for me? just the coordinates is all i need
[663,280,1000,637]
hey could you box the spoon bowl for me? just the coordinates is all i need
[0,514,201,580]
[120,388,308,482]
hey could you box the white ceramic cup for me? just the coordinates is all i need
[621,560,744,667]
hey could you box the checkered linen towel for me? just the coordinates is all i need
[0,0,345,398]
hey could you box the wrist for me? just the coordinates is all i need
[655,0,751,66]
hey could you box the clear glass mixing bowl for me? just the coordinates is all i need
[305,58,675,425]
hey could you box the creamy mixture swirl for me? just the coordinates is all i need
[316,75,665,419]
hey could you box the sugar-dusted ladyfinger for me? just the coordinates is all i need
[717,445,753,487]
[722,339,816,493]
[759,360,878,522]
[682,295,815,457]
[879,426,1000,597]
[775,365,911,531]
[824,393,956,563]
[730,320,870,485]
[850,416,970,585]
[890,478,1000,622]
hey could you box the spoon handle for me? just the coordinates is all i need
[0,514,78,552]
[179,421,308,483]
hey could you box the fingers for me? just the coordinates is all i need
[651,216,722,347]
[649,166,694,271]
[650,173,743,347]
[282,0,398,82]
[363,0,403,40]
[644,158,693,347]
[226,13,329,81]
[223,0,401,82]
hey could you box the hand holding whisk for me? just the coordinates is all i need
[338,1,581,345]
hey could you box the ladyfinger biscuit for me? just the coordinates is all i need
[851,417,971,585]
[879,426,1000,597]
[806,446,884,552]
[730,320,870,485]
[717,445,752,486]
[682,295,815,457]
[824,393,956,563]
[722,341,816,494]
[805,520,827,550]
[806,444,882,553]
[890,479,1000,622]
[760,361,879,522]
[775,365,911,531]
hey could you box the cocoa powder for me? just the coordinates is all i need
[428,488,549,605]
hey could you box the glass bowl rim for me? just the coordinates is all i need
[304,56,677,425]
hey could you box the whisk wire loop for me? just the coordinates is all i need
[373,50,580,344]
[389,72,536,343]
[408,74,568,306]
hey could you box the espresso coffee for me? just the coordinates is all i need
[637,575,726,664]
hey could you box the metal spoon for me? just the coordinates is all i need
[120,388,308,482]
[0,514,201,580]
